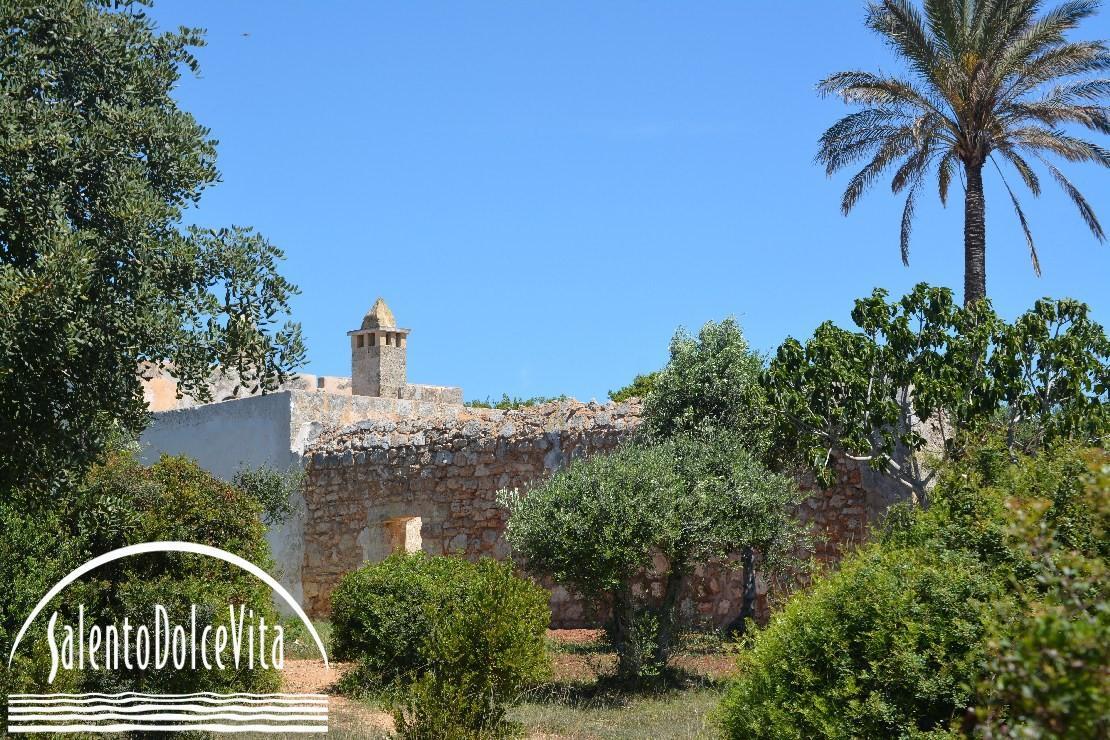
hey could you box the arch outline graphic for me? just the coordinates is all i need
[7,541,328,669]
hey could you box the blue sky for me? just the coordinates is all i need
[148,1,1110,402]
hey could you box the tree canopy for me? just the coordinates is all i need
[766,283,1110,499]
[0,0,305,493]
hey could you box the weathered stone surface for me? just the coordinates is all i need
[299,397,902,627]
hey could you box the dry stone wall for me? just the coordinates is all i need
[300,398,906,626]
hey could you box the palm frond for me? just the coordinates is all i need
[841,134,916,213]
[868,0,945,86]
[1046,78,1110,102]
[996,0,1098,74]
[1007,100,1110,133]
[981,0,1042,61]
[923,0,968,57]
[937,149,958,205]
[995,144,1043,195]
[1012,126,1110,165]
[1005,41,1110,98]
[901,172,926,265]
[817,109,914,173]
[1038,155,1107,240]
[818,71,952,120]
[991,155,1042,275]
[1005,79,1110,133]
[892,141,935,193]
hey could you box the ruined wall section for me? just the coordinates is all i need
[300,400,640,616]
[300,399,910,624]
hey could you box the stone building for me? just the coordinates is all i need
[140,298,907,625]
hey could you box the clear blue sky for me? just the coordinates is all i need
[148,1,1110,403]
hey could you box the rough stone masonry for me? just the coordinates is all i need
[141,298,908,626]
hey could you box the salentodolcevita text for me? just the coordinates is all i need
[45,604,285,683]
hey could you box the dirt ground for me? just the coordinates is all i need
[279,629,734,738]
[280,658,394,732]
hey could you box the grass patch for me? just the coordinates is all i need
[512,684,725,739]
[289,622,733,738]
[516,630,732,738]
[283,617,333,660]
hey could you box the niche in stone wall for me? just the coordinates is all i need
[383,516,422,555]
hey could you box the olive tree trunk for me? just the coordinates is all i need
[652,566,687,669]
[726,545,758,635]
[963,160,987,306]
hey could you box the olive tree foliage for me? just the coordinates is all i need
[607,371,658,403]
[766,283,1110,501]
[0,0,306,493]
[641,317,790,634]
[501,433,805,681]
[232,463,306,526]
[643,318,772,455]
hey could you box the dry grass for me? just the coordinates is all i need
[512,686,724,739]
[264,622,735,739]
[510,628,734,739]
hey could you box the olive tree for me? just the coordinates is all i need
[643,317,772,455]
[501,433,805,681]
[641,316,786,631]
[0,0,305,494]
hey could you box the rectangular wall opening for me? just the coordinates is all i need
[383,516,422,554]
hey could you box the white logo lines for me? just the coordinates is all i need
[7,692,328,734]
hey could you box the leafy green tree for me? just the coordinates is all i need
[766,284,1109,501]
[502,435,805,681]
[607,371,659,402]
[818,0,1110,305]
[644,318,771,455]
[0,0,305,494]
[642,318,789,633]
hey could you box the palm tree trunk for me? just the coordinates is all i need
[963,160,987,306]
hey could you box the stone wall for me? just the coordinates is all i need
[299,398,906,626]
[399,383,465,405]
[300,399,639,617]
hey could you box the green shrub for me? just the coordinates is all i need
[331,554,551,737]
[331,553,476,684]
[719,442,1109,739]
[1,451,281,711]
[465,394,568,410]
[393,559,552,738]
[719,544,1001,739]
[233,463,305,525]
[974,448,1109,739]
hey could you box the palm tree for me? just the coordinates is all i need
[817,0,1110,305]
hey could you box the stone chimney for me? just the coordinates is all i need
[348,297,409,397]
